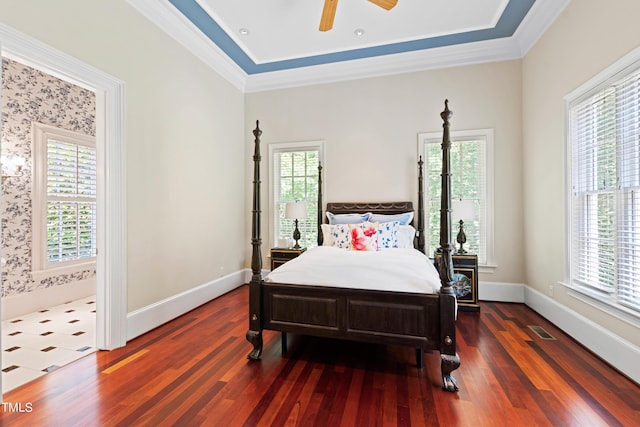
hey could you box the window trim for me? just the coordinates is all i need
[32,122,97,279]
[418,129,495,273]
[268,140,325,249]
[562,46,640,326]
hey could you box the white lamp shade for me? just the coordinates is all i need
[285,201,308,219]
[452,199,475,221]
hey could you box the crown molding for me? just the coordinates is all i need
[244,37,522,92]
[513,0,571,56]
[127,0,569,93]
[127,0,247,92]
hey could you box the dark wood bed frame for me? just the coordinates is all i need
[246,100,460,392]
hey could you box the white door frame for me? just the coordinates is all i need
[0,24,127,354]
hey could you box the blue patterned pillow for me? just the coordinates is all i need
[326,211,371,225]
[328,224,351,249]
[377,221,400,249]
[369,212,413,226]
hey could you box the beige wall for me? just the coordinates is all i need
[522,0,640,347]
[0,0,246,312]
[6,0,636,353]
[246,61,524,284]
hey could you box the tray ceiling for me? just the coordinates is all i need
[128,0,569,92]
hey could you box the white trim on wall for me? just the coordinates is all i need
[127,0,247,92]
[126,271,246,341]
[1,278,96,321]
[267,140,325,250]
[127,274,639,386]
[481,281,640,386]
[418,128,496,270]
[0,23,127,350]
[480,281,525,303]
[127,0,569,93]
[31,122,98,276]
[525,286,640,386]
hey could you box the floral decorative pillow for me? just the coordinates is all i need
[349,222,378,251]
[377,221,400,249]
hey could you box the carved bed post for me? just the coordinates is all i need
[317,163,323,246]
[438,100,461,391]
[415,156,425,253]
[246,120,263,360]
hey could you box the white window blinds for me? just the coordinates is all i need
[46,139,97,263]
[570,65,640,312]
[269,141,324,250]
[273,149,319,249]
[423,130,493,266]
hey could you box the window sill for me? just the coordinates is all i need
[559,281,640,328]
[479,264,497,274]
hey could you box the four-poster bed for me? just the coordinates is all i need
[246,100,460,392]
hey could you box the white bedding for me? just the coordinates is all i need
[265,246,441,294]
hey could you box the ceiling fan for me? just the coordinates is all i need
[319,0,398,32]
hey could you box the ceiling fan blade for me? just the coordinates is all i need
[319,0,338,32]
[368,0,397,10]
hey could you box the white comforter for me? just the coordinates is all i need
[265,246,441,294]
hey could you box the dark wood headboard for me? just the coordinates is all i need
[324,202,414,225]
[314,160,424,251]
[321,201,421,251]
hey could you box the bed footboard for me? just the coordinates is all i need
[262,283,441,351]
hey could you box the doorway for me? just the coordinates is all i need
[1,56,99,391]
[0,23,127,396]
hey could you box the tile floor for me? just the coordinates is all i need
[1,296,97,393]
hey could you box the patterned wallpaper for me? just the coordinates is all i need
[1,57,96,298]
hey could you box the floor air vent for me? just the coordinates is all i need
[528,325,556,340]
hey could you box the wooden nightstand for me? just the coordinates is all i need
[270,247,306,270]
[434,253,479,312]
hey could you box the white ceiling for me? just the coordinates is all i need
[203,0,508,64]
[128,0,570,92]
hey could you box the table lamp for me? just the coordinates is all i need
[285,201,307,249]
[452,199,475,254]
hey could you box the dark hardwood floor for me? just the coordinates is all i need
[1,285,638,426]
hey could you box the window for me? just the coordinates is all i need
[32,123,97,275]
[565,48,640,317]
[419,130,494,268]
[269,141,323,249]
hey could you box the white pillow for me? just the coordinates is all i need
[321,224,334,246]
[397,225,417,248]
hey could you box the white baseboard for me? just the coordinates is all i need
[479,281,525,303]
[479,281,639,384]
[125,273,639,385]
[524,287,640,385]
[126,269,248,341]
[1,279,96,320]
